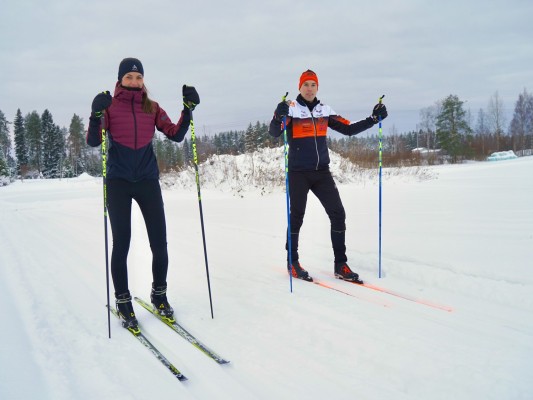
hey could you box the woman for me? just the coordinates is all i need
[269,69,387,283]
[87,57,200,328]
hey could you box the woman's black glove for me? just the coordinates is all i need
[183,85,200,111]
[274,101,289,120]
[91,91,112,117]
[371,103,388,123]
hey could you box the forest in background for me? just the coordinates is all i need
[1,89,532,182]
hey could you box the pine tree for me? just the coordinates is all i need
[14,109,28,175]
[235,131,245,154]
[213,134,223,154]
[174,142,183,168]
[182,138,192,165]
[164,140,177,170]
[436,95,472,163]
[25,111,42,173]
[67,114,86,176]
[0,110,11,162]
[0,150,8,179]
[41,109,65,178]
[58,127,67,176]
[244,122,257,153]
[255,121,270,148]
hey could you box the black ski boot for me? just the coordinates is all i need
[289,261,313,282]
[334,262,363,284]
[151,284,174,318]
[115,291,139,330]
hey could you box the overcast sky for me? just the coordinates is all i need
[2,0,532,137]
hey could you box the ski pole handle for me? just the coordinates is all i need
[278,92,290,124]
[377,94,386,123]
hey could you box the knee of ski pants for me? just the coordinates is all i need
[330,210,346,232]
[290,214,305,232]
[150,243,169,259]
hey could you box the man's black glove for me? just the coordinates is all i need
[371,103,388,123]
[183,85,200,111]
[274,101,289,120]
[91,91,112,117]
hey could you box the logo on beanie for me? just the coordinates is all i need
[131,65,138,72]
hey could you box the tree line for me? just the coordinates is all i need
[0,109,99,180]
[1,89,532,181]
[330,90,533,167]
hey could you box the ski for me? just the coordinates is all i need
[289,271,390,307]
[109,306,188,381]
[134,297,230,365]
[313,280,390,307]
[292,269,449,311]
[340,280,453,312]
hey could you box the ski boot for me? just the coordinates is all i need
[151,284,174,318]
[116,291,139,330]
[334,262,363,284]
[289,261,313,282]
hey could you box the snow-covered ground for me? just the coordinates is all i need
[1,153,532,400]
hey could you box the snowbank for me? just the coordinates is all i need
[161,147,435,195]
[74,172,97,181]
[487,150,518,161]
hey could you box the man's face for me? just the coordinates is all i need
[299,80,318,102]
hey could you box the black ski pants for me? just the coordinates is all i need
[287,169,347,264]
[107,179,168,296]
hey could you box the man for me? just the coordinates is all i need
[269,69,387,283]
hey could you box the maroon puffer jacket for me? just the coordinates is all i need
[87,83,190,181]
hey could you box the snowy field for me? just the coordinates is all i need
[1,155,532,400]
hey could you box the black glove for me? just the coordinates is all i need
[183,85,200,110]
[371,103,388,123]
[91,91,112,116]
[274,101,289,120]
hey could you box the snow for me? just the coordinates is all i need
[487,150,518,161]
[411,147,440,154]
[1,153,532,400]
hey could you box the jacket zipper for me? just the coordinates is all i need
[131,97,138,181]
[310,107,320,170]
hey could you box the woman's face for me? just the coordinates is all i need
[299,80,318,102]
[121,72,144,88]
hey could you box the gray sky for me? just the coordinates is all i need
[2,0,532,136]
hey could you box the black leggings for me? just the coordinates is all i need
[288,169,347,264]
[107,179,168,295]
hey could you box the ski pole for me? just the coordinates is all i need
[281,92,293,293]
[187,101,215,319]
[378,95,385,279]
[101,122,112,338]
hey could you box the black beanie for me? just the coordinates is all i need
[117,58,144,81]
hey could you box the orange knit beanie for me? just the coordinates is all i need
[299,69,319,89]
